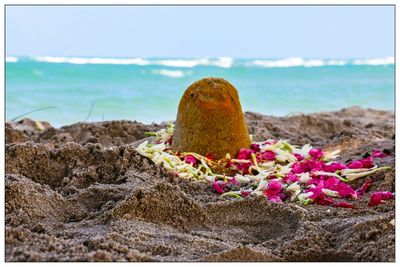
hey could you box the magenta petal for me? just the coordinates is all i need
[237,148,253,160]
[369,191,394,207]
[356,179,374,196]
[184,155,197,165]
[324,177,357,199]
[212,182,225,194]
[235,162,252,174]
[285,173,299,183]
[292,162,305,174]
[309,148,323,159]
[306,180,324,200]
[314,195,334,205]
[306,159,325,172]
[261,150,276,161]
[381,191,395,200]
[349,157,373,169]
[268,195,283,203]
[324,177,340,189]
[323,162,347,172]
[360,157,374,168]
[293,153,304,161]
[264,180,283,197]
[372,150,388,158]
[228,177,240,186]
[250,143,260,152]
[336,182,357,199]
[241,190,251,197]
[348,160,363,169]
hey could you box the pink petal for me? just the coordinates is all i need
[237,148,253,160]
[360,157,374,168]
[368,191,395,207]
[235,162,252,174]
[228,177,240,186]
[212,182,225,194]
[285,173,299,183]
[314,195,334,206]
[324,177,340,188]
[305,180,325,200]
[306,159,325,172]
[356,179,374,196]
[241,190,251,197]
[336,182,357,199]
[183,155,197,165]
[268,195,283,203]
[348,160,363,169]
[309,148,323,160]
[259,150,276,161]
[250,143,260,152]
[291,162,305,174]
[349,157,374,169]
[372,150,388,158]
[264,180,283,197]
[293,153,304,161]
[323,162,347,172]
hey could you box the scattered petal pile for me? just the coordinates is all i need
[136,124,393,209]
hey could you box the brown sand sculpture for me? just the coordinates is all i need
[171,77,251,159]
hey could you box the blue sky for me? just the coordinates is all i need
[6,6,394,58]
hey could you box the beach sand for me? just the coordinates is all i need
[5,106,395,262]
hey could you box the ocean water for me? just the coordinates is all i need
[6,56,394,127]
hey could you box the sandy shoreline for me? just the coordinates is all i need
[5,106,395,261]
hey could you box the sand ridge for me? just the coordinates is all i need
[5,106,395,261]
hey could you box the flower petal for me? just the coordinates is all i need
[372,150,388,158]
[368,191,395,207]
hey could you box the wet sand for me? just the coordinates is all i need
[5,106,395,261]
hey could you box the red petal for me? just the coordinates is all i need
[356,179,374,196]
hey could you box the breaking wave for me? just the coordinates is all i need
[248,57,394,68]
[6,56,18,63]
[152,69,191,78]
[31,56,233,68]
[6,56,394,68]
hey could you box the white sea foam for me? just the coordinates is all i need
[249,57,394,68]
[26,55,395,68]
[34,56,150,65]
[152,69,191,78]
[32,56,233,68]
[352,57,394,66]
[6,56,18,63]
[155,58,209,68]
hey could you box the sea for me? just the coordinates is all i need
[5,56,394,128]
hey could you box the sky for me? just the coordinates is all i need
[6,6,394,59]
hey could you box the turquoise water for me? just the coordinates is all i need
[6,56,394,127]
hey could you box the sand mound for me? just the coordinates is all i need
[5,106,395,261]
[171,77,251,158]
